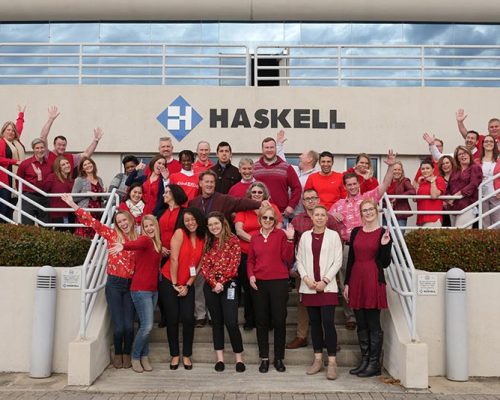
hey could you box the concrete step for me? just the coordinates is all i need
[150,324,358,345]
[148,342,360,366]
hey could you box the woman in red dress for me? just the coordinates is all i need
[43,156,74,228]
[343,199,392,378]
[296,205,343,380]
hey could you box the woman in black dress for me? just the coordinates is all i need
[343,198,392,378]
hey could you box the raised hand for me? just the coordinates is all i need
[136,159,146,171]
[276,129,287,144]
[384,149,397,166]
[31,163,42,180]
[381,229,391,245]
[48,106,60,120]
[159,165,169,180]
[456,109,467,122]
[284,223,295,240]
[93,127,104,141]
[17,105,26,113]
[423,132,435,145]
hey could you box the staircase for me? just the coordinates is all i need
[147,291,360,367]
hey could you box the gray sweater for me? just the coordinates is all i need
[72,176,105,208]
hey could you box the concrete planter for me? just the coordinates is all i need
[0,266,82,373]
[415,270,500,377]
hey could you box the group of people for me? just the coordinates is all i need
[1,105,498,379]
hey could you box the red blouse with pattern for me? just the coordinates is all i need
[201,235,241,288]
[75,208,135,279]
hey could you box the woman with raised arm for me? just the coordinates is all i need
[437,155,457,227]
[110,215,162,373]
[118,182,145,231]
[296,205,343,380]
[386,161,415,228]
[159,207,206,371]
[247,205,294,373]
[478,135,499,228]
[61,193,137,370]
[414,159,447,227]
[0,106,26,221]
[72,156,104,238]
[344,153,379,194]
[201,212,245,373]
[344,199,392,378]
[43,156,74,228]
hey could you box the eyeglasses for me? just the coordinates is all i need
[483,140,495,144]
[361,207,376,214]
[303,196,319,202]
[261,216,275,221]
[251,190,264,194]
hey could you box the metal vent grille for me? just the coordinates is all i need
[446,277,466,292]
[36,276,57,289]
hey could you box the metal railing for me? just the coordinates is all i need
[0,166,120,339]
[1,43,500,86]
[380,173,499,341]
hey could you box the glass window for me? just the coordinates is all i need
[351,24,404,45]
[50,23,100,43]
[300,23,350,45]
[100,23,151,43]
[0,23,49,42]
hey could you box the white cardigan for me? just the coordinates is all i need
[296,228,343,294]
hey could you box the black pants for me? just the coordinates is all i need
[0,187,15,222]
[251,279,288,360]
[354,308,382,334]
[307,305,337,356]
[21,192,49,225]
[158,278,195,357]
[204,281,244,353]
[237,253,255,326]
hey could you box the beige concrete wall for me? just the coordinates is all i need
[415,271,500,377]
[0,266,81,373]
[1,0,500,22]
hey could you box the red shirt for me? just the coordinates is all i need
[17,155,52,193]
[159,207,182,249]
[304,171,346,210]
[75,208,135,279]
[162,230,204,285]
[413,161,440,183]
[124,236,162,292]
[228,180,253,198]
[42,173,74,218]
[170,171,199,202]
[47,151,77,171]
[142,175,161,215]
[344,167,379,194]
[201,235,241,288]
[167,158,182,175]
[416,176,446,225]
[247,228,294,281]
[234,204,282,254]
[193,159,214,174]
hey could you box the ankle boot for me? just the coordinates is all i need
[358,331,383,377]
[122,354,132,369]
[131,358,144,373]
[306,357,324,375]
[349,330,369,375]
[112,354,123,369]
[141,356,153,372]
[327,359,337,380]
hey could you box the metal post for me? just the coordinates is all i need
[420,46,425,87]
[78,44,83,85]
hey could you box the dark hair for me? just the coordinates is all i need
[204,211,234,253]
[148,154,166,171]
[78,156,98,179]
[199,169,217,181]
[180,207,206,239]
[165,184,188,206]
[126,182,143,201]
[437,155,456,177]
[420,158,434,169]
[466,130,480,141]
[122,155,139,167]
[178,150,195,163]
[319,151,334,161]
[53,135,67,145]
[343,172,358,184]
[261,137,276,147]
[481,134,499,162]
[216,141,232,153]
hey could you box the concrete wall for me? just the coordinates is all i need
[1,0,500,22]
[415,271,500,377]
[0,266,81,373]
[1,86,498,188]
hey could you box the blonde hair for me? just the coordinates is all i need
[359,199,379,220]
[1,121,19,140]
[114,211,138,243]
[258,205,278,227]
[141,214,162,253]
[393,160,405,181]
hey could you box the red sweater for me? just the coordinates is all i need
[123,236,162,292]
[42,173,74,218]
[201,235,241,288]
[247,228,294,281]
[228,180,253,198]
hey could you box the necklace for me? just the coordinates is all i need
[260,228,271,243]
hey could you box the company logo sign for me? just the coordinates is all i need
[157,96,203,141]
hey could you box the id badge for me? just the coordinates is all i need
[227,287,235,300]
[189,266,197,277]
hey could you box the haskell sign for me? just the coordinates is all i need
[157,96,346,141]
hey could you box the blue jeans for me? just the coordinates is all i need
[105,275,134,355]
[131,290,158,359]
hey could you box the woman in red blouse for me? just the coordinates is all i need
[386,161,415,227]
[43,156,74,229]
[159,207,206,370]
[111,215,162,373]
[415,159,447,227]
[201,212,245,373]
[118,182,145,231]
[61,194,137,370]
[248,205,295,373]
[234,182,282,330]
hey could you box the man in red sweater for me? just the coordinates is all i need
[228,158,256,198]
[253,137,301,218]
[304,151,346,210]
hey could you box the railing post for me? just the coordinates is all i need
[254,47,259,87]
[337,45,342,87]
[78,44,83,85]
[420,46,425,87]
[16,181,23,224]
[478,186,483,229]
[162,44,166,85]
[245,46,251,87]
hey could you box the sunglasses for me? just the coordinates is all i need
[251,190,264,194]
[261,216,275,221]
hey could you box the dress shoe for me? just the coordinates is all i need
[170,362,179,370]
[243,322,255,331]
[112,354,123,369]
[306,357,324,375]
[259,359,269,373]
[122,354,132,369]
[141,356,153,372]
[273,359,286,372]
[286,337,307,349]
[195,318,207,328]
[235,362,246,373]
[214,361,225,372]
[183,357,193,370]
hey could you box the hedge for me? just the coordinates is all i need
[0,224,91,267]
[405,229,499,273]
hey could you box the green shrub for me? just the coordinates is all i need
[0,224,91,267]
[405,229,499,273]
